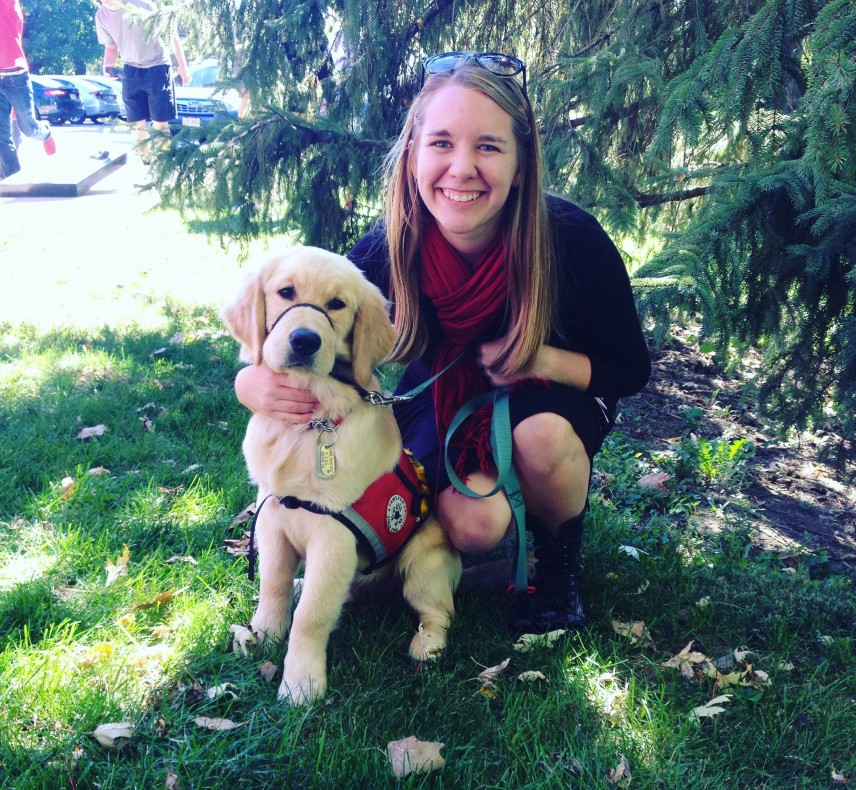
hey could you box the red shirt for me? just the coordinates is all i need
[0,0,27,71]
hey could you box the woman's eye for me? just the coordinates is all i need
[278,286,295,300]
[327,298,346,311]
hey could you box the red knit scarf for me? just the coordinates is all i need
[420,222,507,475]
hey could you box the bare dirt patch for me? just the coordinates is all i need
[617,329,855,571]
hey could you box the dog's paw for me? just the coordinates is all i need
[229,624,259,657]
[409,622,447,662]
[278,676,325,705]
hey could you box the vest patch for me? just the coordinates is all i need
[386,494,407,533]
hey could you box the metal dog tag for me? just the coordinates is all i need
[316,443,336,479]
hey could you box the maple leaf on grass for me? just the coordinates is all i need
[92,722,136,750]
[105,544,130,587]
[386,736,445,778]
[661,640,717,681]
[207,683,239,700]
[133,587,188,611]
[638,471,670,493]
[513,629,567,652]
[77,424,107,440]
[61,476,76,500]
[690,694,733,720]
[194,717,246,731]
[612,620,655,648]
[518,670,548,682]
[607,753,632,787]
[476,657,510,686]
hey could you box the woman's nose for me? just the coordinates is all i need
[448,148,477,178]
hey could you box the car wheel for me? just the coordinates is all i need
[69,112,86,125]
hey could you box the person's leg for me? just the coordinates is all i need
[508,412,590,635]
[6,73,51,141]
[123,65,154,161]
[0,84,21,177]
[146,65,176,156]
[436,470,511,554]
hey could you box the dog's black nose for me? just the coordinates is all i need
[289,328,322,357]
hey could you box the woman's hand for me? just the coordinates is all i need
[475,339,530,387]
[476,340,592,391]
[234,365,319,424]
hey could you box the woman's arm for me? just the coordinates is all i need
[476,341,592,391]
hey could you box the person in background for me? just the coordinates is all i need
[95,0,188,162]
[0,0,55,180]
[234,52,651,637]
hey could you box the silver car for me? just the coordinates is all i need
[45,75,122,124]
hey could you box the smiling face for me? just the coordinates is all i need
[411,84,521,262]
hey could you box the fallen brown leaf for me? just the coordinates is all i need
[517,670,548,682]
[193,716,246,731]
[259,661,279,683]
[92,722,136,750]
[611,620,655,648]
[661,640,716,681]
[206,683,239,700]
[105,544,131,587]
[690,694,732,720]
[638,471,670,493]
[476,657,510,686]
[607,753,632,787]
[61,476,76,500]
[77,424,107,440]
[386,736,445,778]
[512,629,567,652]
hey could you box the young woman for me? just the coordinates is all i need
[235,52,651,636]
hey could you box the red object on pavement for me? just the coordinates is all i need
[43,135,56,156]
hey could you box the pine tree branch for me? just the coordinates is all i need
[260,107,389,149]
[402,0,457,39]
[634,187,708,207]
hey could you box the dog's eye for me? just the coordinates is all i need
[326,298,346,311]
[278,286,295,300]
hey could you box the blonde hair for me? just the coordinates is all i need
[382,61,556,376]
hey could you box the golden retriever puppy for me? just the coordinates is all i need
[223,246,461,705]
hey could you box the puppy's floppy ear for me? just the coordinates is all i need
[351,281,396,389]
[221,267,267,366]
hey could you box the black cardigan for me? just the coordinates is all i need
[348,194,651,414]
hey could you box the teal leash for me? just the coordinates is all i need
[352,349,470,408]
[443,387,529,594]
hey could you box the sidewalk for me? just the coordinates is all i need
[0,124,135,197]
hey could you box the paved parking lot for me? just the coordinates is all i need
[0,122,143,197]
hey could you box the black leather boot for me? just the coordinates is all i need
[509,514,587,637]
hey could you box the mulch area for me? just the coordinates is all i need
[616,328,855,573]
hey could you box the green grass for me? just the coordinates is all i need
[1,206,854,789]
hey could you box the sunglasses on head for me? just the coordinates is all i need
[421,51,527,93]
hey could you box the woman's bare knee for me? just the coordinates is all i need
[512,413,590,524]
[437,476,511,554]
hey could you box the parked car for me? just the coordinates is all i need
[30,75,85,125]
[85,76,126,120]
[171,58,241,130]
[44,75,121,124]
